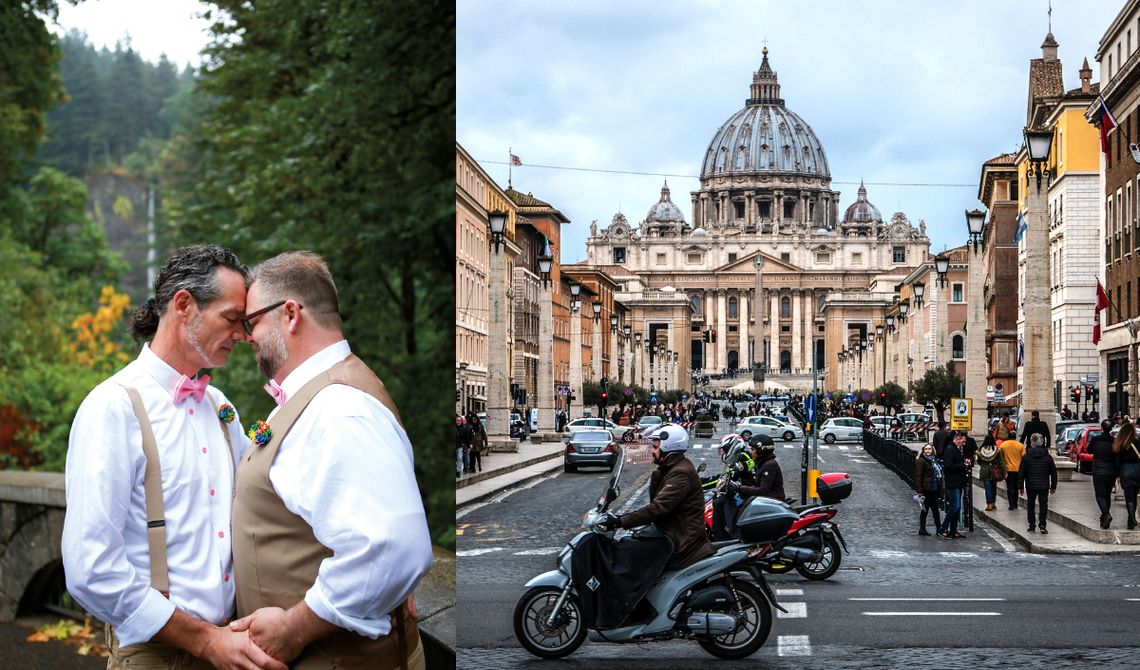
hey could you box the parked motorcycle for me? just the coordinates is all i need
[513,453,812,659]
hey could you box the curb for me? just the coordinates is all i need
[457,448,563,489]
[457,458,565,508]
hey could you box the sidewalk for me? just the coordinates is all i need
[970,470,1140,554]
[456,441,566,507]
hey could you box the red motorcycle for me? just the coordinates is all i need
[705,468,851,581]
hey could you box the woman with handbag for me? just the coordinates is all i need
[1113,421,1140,529]
[914,443,943,536]
[976,434,1006,511]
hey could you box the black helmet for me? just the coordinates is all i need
[748,433,774,451]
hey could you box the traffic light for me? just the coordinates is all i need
[879,391,886,404]
[601,391,607,402]
[703,329,710,343]
[1092,386,1099,403]
[1072,387,1081,404]
[711,329,718,343]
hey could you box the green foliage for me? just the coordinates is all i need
[873,381,908,414]
[160,0,455,548]
[911,362,962,424]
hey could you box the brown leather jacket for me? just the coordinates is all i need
[619,452,715,571]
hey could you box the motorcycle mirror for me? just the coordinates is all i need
[697,462,707,474]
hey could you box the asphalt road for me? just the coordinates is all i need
[456,410,1140,668]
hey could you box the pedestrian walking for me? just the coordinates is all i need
[1087,420,1119,528]
[469,413,488,473]
[998,435,1026,510]
[456,415,473,478]
[1019,410,1051,450]
[976,435,1006,511]
[1018,433,1057,533]
[914,444,943,536]
[937,432,968,539]
[1113,421,1140,530]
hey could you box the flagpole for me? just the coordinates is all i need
[508,146,512,188]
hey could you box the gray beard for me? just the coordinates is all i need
[257,321,289,380]
[186,314,218,369]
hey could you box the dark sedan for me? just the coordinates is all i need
[564,429,621,473]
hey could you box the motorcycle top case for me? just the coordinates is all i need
[734,497,798,543]
[816,472,852,505]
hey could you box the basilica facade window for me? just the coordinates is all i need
[892,246,905,263]
[690,294,702,316]
[612,247,626,264]
[781,296,790,317]
[728,297,738,318]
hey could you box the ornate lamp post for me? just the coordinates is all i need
[934,255,950,366]
[485,211,513,450]
[590,300,603,380]
[623,324,632,386]
[634,331,643,388]
[568,283,584,420]
[536,242,555,433]
[1022,125,1056,439]
[876,323,886,391]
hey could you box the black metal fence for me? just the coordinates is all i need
[862,430,917,489]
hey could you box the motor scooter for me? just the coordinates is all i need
[513,453,814,659]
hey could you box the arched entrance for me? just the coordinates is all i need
[728,350,739,370]
[780,350,791,373]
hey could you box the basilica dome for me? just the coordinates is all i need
[842,182,882,224]
[645,182,685,223]
[700,49,830,180]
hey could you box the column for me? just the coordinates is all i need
[487,245,513,449]
[769,292,779,370]
[538,283,555,432]
[966,243,988,441]
[569,306,583,417]
[717,289,728,372]
[745,192,755,227]
[1024,175,1055,439]
[591,316,603,381]
[754,259,765,368]
[773,192,782,235]
[936,280,949,368]
[705,290,716,370]
[791,290,802,373]
[740,290,750,370]
[610,321,619,387]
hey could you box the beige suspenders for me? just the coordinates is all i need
[119,384,235,599]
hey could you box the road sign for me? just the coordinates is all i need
[650,393,658,404]
[995,382,1004,391]
[950,397,972,431]
[681,393,689,403]
[804,393,817,424]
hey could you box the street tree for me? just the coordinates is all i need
[911,362,963,424]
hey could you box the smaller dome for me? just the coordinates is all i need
[692,227,707,237]
[646,181,685,223]
[843,181,882,224]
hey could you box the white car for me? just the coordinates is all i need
[819,417,865,444]
[734,415,803,442]
[562,417,624,441]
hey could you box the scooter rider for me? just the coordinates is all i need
[598,429,714,571]
[729,434,787,502]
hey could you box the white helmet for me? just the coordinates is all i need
[653,426,690,453]
[718,433,745,462]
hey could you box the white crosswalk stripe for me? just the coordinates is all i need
[778,602,807,619]
[777,635,812,656]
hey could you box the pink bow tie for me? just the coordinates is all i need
[174,374,210,404]
[264,380,287,406]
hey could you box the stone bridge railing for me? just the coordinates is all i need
[0,472,455,668]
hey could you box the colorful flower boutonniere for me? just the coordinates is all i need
[248,420,273,447]
[217,404,236,424]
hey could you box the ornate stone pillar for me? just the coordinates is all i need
[936,279,949,368]
[487,243,513,450]
[1024,174,1055,440]
[791,290,802,373]
[538,282,555,432]
[769,291,779,369]
[591,314,603,381]
[966,242,988,440]
[610,319,619,387]
[774,191,783,236]
[717,288,728,372]
[569,305,583,415]
[740,290,750,370]
[745,192,755,227]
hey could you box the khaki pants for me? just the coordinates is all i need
[106,625,215,669]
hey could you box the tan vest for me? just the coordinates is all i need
[232,355,418,670]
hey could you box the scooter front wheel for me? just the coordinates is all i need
[513,586,587,658]
[795,533,841,581]
[697,581,773,659]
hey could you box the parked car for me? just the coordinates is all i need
[1057,423,1097,457]
[895,412,933,441]
[868,416,896,434]
[510,413,528,439]
[562,417,624,442]
[693,418,717,438]
[1068,425,1104,474]
[819,417,865,444]
[733,415,803,441]
[563,429,621,472]
[637,415,664,430]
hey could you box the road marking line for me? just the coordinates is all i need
[513,547,563,555]
[939,552,977,558]
[782,445,796,449]
[692,444,702,449]
[838,445,850,451]
[777,635,811,656]
[777,602,807,619]
[863,612,1001,616]
[869,550,908,559]
[456,472,561,519]
[455,548,503,557]
[776,589,803,596]
[616,480,652,515]
[849,598,1005,601]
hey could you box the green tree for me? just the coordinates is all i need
[911,362,963,424]
[873,381,908,415]
[165,0,455,548]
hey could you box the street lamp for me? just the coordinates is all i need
[610,314,618,333]
[935,255,950,288]
[965,208,987,251]
[537,246,553,288]
[623,324,631,338]
[886,316,895,332]
[1023,126,1054,192]
[635,332,642,346]
[570,282,581,312]
[899,300,909,321]
[592,300,602,322]
[913,282,925,308]
[488,210,507,252]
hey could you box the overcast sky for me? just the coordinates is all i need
[50,0,209,69]
[458,0,1122,263]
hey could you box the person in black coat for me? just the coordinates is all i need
[1018,433,1058,533]
[937,432,969,539]
[1113,422,1140,529]
[1087,420,1120,528]
[1019,410,1051,450]
[932,423,952,459]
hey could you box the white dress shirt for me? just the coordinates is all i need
[62,344,249,647]
[266,340,433,638]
